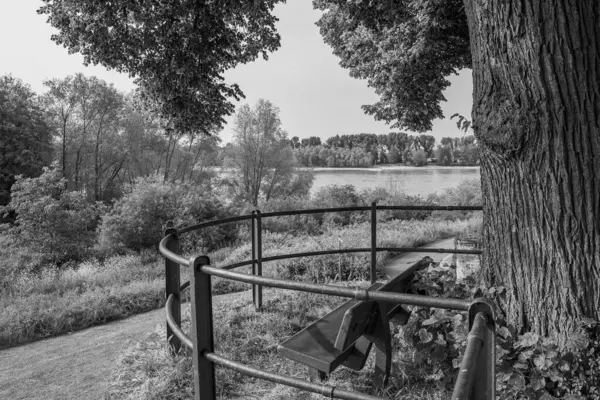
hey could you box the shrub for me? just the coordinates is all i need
[98,177,237,253]
[2,167,104,264]
[412,149,427,166]
[259,196,321,235]
[311,184,365,226]
[428,179,482,220]
[360,187,436,221]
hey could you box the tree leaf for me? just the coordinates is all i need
[516,332,539,348]
[497,326,511,339]
[530,376,545,391]
[430,345,446,361]
[418,328,434,343]
[507,373,525,390]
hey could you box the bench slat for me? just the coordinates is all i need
[277,298,362,373]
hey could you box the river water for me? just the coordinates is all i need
[309,166,480,197]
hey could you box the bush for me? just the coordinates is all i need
[428,179,482,220]
[360,187,437,221]
[2,167,104,264]
[311,184,365,226]
[98,177,237,253]
[412,149,427,166]
[259,196,321,235]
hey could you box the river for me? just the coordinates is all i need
[309,166,480,197]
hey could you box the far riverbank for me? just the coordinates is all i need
[298,165,480,172]
[310,165,480,197]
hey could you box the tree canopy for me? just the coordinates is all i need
[0,75,53,178]
[314,0,471,132]
[38,0,284,134]
[0,75,53,207]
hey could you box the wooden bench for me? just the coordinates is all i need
[277,257,433,386]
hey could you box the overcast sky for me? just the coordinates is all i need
[1,0,473,144]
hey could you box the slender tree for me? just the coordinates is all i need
[226,100,300,206]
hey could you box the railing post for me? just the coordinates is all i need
[252,210,263,311]
[370,201,377,284]
[190,255,216,400]
[468,299,496,400]
[165,228,181,353]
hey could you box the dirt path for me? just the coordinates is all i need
[0,290,250,400]
[0,241,457,400]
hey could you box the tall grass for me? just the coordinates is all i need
[0,254,165,349]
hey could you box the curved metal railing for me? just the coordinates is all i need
[159,204,493,400]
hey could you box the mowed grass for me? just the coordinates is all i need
[0,214,481,350]
[107,287,452,400]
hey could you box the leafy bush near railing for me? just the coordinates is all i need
[427,179,482,220]
[1,167,105,265]
[98,176,238,253]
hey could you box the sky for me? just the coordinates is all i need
[0,0,473,144]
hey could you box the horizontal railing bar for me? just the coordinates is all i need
[166,294,193,349]
[159,234,189,266]
[202,265,471,311]
[377,205,482,211]
[262,248,370,262]
[261,206,370,217]
[451,312,487,400]
[178,214,255,234]
[221,260,255,270]
[205,352,385,400]
[229,247,480,269]
[377,247,482,255]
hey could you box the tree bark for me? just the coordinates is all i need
[464,0,600,344]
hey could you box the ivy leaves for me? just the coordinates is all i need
[402,260,600,398]
[38,0,284,135]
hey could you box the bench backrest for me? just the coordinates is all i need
[334,256,432,351]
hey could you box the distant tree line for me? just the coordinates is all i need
[289,132,479,168]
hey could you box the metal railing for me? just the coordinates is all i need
[159,204,494,399]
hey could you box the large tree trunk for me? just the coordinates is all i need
[464,0,600,344]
